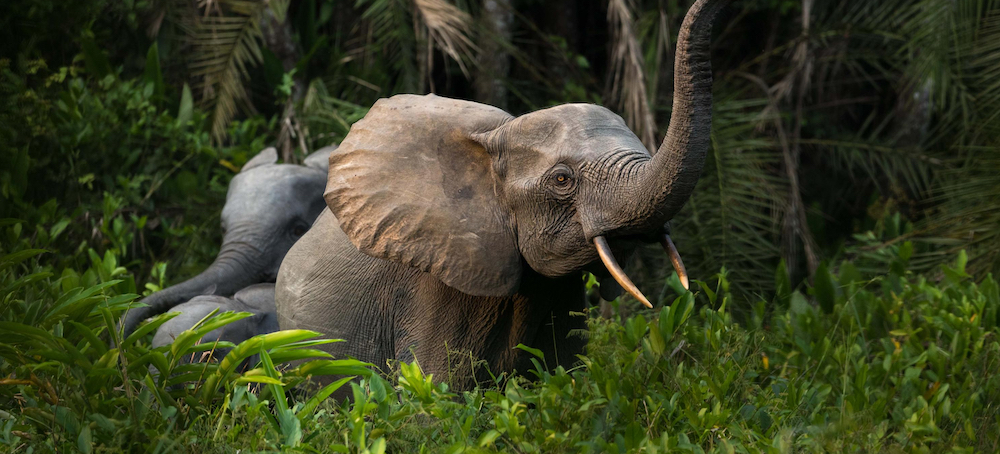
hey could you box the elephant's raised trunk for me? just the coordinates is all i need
[595,0,725,306]
[620,0,728,233]
[119,248,262,338]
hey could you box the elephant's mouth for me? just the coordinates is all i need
[590,228,688,308]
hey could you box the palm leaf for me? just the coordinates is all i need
[357,0,420,92]
[645,93,788,299]
[188,0,283,142]
[298,78,370,149]
[413,0,478,78]
[903,2,1000,275]
[606,0,657,151]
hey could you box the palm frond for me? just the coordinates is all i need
[413,0,478,78]
[916,145,1000,276]
[358,0,420,92]
[898,1,1000,275]
[606,0,657,152]
[188,0,278,142]
[298,78,370,149]
[667,94,788,298]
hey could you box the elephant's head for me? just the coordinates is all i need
[326,0,727,305]
[121,146,335,337]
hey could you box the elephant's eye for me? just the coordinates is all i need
[546,165,576,197]
[292,224,308,237]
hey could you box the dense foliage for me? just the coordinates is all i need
[4,0,1000,298]
[3,226,999,451]
[2,0,1000,452]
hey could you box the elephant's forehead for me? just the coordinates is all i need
[223,165,324,219]
[514,104,649,161]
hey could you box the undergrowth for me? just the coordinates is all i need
[2,214,999,453]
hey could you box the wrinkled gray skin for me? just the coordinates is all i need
[152,284,278,365]
[121,146,336,338]
[277,0,729,389]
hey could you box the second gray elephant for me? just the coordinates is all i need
[151,284,278,366]
[121,146,335,339]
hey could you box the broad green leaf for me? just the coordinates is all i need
[514,343,544,360]
[774,259,792,309]
[121,311,178,349]
[296,376,353,419]
[814,262,836,314]
[144,42,164,100]
[234,375,284,386]
[1,249,47,267]
[177,83,194,126]
[80,32,112,78]
[77,425,92,454]
[169,310,251,358]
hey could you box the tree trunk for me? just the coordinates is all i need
[781,0,819,280]
[474,0,513,110]
[261,5,305,162]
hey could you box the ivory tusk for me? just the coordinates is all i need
[593,236,652,308]
[660,234,689,290]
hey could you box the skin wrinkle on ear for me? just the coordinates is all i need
[326,95,520,297]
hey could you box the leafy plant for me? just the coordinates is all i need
[0,222,369,451]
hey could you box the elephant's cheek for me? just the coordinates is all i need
[522,243,596,278]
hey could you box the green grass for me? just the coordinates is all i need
[2,221,999,452]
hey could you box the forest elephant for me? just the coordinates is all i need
[151,284,278,366]
[120,145,336,338]
[276,0,728,387]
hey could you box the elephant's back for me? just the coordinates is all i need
[276,209,416,364]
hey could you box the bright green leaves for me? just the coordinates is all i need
[4,204,1000,452]
[0,229,373,451]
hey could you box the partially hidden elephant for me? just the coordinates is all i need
[276,0,728,388]
[151,284,278,363]
[121,146,336,338]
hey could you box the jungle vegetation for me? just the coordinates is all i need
[1,0,999,451]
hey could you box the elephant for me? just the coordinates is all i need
[120,145,336,339]
[276,0,726,389]
[151,284,278,366]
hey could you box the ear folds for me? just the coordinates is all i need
[325,94,521,296]
[304,145,338,172]
[243,147,279,172]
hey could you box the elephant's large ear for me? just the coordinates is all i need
[325,94,520,296]
[243,147,278,172]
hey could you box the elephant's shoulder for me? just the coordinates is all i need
[278,211,416,304]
